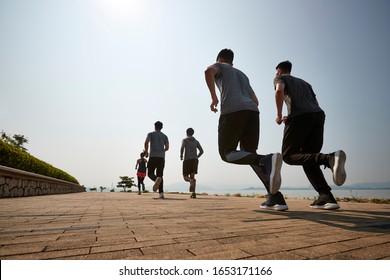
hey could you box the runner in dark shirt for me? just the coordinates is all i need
[274,60,346,210]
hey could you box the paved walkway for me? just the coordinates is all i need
[0,192,389,260]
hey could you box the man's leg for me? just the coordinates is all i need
[148,157,162,192]
[147,158,157,182]
[282,112,331,194]
[218,111,262,165]
[218,111,282,195]
[301,113,333,194]
[240,111,282,194]
[282,113,327,166]
[182,160,191,183]
[156,158,165,193]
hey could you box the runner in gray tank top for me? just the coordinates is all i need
[205,48,287,211]
[180,128,204,198]
[144,121,169,198]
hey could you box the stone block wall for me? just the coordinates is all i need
[0,165,85,198]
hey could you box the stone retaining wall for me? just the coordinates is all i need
[0,165,85,198]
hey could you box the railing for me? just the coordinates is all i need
[0,165,85,198]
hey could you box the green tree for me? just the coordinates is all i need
[117,176,135,192]
[13,134,29,152]
[1,131,29,152]
[99,186,106,192]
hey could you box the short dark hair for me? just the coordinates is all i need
[216,49,234,64]
[276,60,292,73]
[186,128,194,136]
[154,121,163,130]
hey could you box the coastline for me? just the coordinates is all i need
[163,189,390,204]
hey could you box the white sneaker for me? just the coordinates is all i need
[260,193,288,211]
[329,150,346,186]
[310,193,340,210]
[153,177,162,192]
[159,192,164,199]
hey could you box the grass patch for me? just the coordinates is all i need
[212,192,388,204]
[157,190,389,204]
[336,190,390,204]
[337,197,389,204]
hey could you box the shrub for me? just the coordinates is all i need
[0,140,79,184]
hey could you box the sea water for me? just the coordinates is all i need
[203,188,390,199]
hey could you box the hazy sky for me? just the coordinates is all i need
[1,0,389,191]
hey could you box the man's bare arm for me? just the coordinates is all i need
[205,66,219,113]
[275,82,285,124]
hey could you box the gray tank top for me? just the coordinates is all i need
[213,63,259,115]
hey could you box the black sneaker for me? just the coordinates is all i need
[310,193,340,210]
[259,153,283,194]
[260,192,288,211]
[328,150,347,186]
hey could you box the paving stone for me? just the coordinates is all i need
[0,192,389,260]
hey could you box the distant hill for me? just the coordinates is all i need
[342,181,390,190]
[245,182,390,190]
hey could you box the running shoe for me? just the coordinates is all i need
[260,192,288,211]
[153,177,162,192]
[310,193,340,210]
[328,150,347,186]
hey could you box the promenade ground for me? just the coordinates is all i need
[0,192,389,260]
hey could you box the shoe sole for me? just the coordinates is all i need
[260,204,288,211]
[333,150,346,186]
[310,203,340,210]
[153,177,162,192]
[269,153,283,194]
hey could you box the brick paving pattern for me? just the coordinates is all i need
[0,192,389,260]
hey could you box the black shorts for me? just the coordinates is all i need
[218,110,259,160]
[182,159,199,175]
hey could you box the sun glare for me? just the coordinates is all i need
[95,0,148,23]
